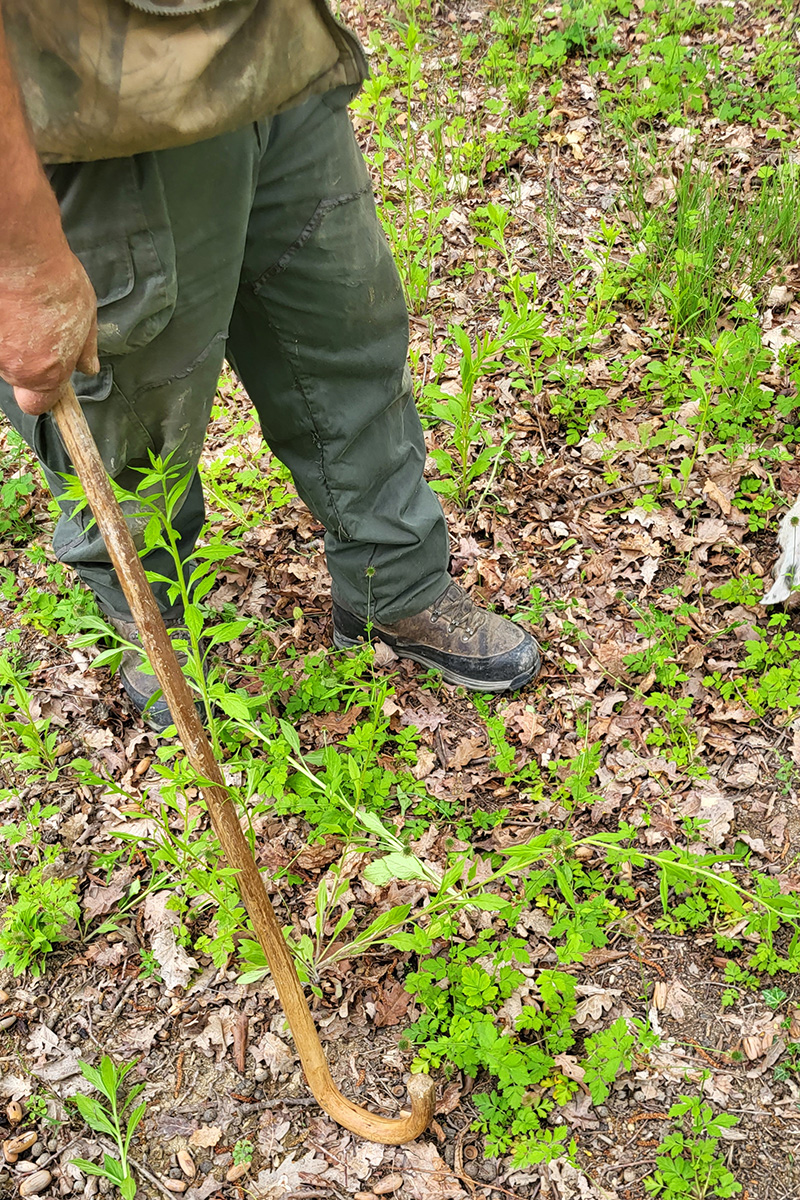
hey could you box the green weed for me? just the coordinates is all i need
[71,1057,146,1200]
[0,864,80,977]
[644,1091,742,1198]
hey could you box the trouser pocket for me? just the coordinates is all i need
[47,155,178,356]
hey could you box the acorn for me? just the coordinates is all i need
[5,1130,37,1156]
[5,1101,22,1127]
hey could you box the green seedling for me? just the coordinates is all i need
[0,865,80,977]
[644,1091,742,1198]
[71,1057,145,1200]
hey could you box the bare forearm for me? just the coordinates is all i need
[0,10,64,259]
[0,5,98,413]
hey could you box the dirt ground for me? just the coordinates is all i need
[3,1,800,1199]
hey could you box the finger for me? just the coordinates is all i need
[76,320,100,377]
[13,385,61,416]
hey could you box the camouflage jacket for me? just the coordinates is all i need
[2,0,367,162]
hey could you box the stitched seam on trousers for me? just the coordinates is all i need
[255,302,348,539]
[251,185,370,289]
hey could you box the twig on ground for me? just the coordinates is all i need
[574,479,659,509]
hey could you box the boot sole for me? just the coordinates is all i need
[332,630,539,692]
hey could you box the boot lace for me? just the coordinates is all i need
[429,584,488,643]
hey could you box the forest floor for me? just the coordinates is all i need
[2,2,800,1200]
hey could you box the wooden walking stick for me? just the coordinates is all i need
[51,382,435,1145]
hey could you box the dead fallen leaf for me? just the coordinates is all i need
[254,1150,329,1198]
[82,882,125,920]
[574,987,619,1026]
[374,979,413,1028]
[662,980,694,1022]
[250,1031,295,1076]
[143,891,200,991]
[411,748,437,780]
[188,1125,223,1149]
[194,1007,236,1060]
[435,1080,463,1116]
[398,1141,466,1200]
[679,781,734,846]
[703,478,732,516]
[447,734,487,769]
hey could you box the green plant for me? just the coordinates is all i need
[0,431,37,544]
[25,1094,60,1126]
[405,938,654,1167]
[0,864,80,976]
[643,1091,742,1197]
[0,653,62,776]
[71,1057,146,1200]
[232,1138,254,1167]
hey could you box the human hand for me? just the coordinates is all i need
[0,238,99,415]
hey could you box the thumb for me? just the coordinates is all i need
[13,385,61,416]
[75,321,100,377]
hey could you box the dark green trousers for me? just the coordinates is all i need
[0,89,449,624]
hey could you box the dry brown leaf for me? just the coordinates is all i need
[662,980,693,1021]
[703,478,732,516]
[194,1007,236,1060]
[184,1177,223,1200]
[553,1053,586,1083]
[83,940,127,968]
[679,781,734,846]
[374,979,413,1028]
[188,1125,223,1149]
[82,727,116,750]
[81,882,125,920]
[574,987,619,1026]
[435,1080,463,1116]
[254,1150,329,1198]
[398,1141,466,1200]
[143,891,199,991]
[250,1031,295,1076]
[411,748,437,780]
[447,734,488,769]
[296,835,343,869]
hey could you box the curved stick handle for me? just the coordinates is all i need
[51,383,435,1145]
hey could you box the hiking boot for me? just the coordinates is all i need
[108,617,189,733]
[331,581,541,692]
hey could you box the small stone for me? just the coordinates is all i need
[177,1150,195,1179]
[253,1068,269,1083]
[36,1153,49,1166]
[31,1142,43,1157]
[373,1175,404,1195]
[199,1161,213,1175]
[19,1169,52,1196]
[201,1109,216,1123]
[169,1167,183,1179]
[225,1163,249,1183]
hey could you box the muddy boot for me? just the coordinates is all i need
[108,617,193,733]
[331,580,541,692]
